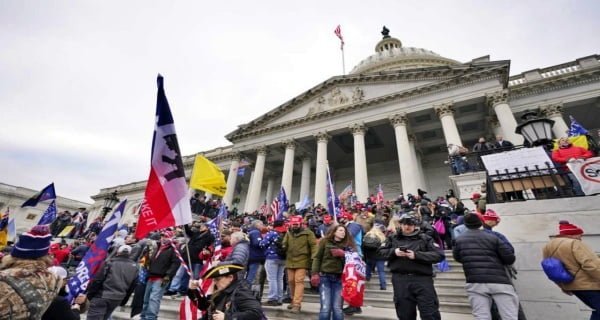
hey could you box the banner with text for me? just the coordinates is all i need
[566,157,600,195]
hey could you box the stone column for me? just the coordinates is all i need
[265,176,275,203]
[435,102,463,147]
[280,140,296,198]
[223,153,240,206]
[246,146,267,213]
[487,115,504,137]
[243,168,255,213]
[540,103,570,138]
[299,156,311,202]
[486,90,524,144]
[416,153,428,191]
[314,132,330,207]
[350,123,369,202]
[408,135,425,192]
[390,114,418,195]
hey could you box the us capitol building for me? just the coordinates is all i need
[86,28,600,226]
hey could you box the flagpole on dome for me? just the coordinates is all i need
[334,24,346,75]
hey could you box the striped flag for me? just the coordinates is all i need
[179,295,198,320]
[376,184,384,203]
[334,25,344,49]
[198,206,225,295]
[135,75,192,239]
[269,197,279,224]
[338,182,353,202]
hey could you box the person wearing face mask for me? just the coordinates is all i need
[282,215,317,314]
[140,230,180,320]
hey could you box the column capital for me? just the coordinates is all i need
[255,145,268,156]
[487,115,500,128]
[540,102,564,118]
[229,152,242,161]
[315,131,331,143]
[486,90,509,107]
[389,113,408,127]
[349,123,367,135]
[434,102,455,118]
[282,139,297,150]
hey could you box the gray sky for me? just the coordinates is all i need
[1,0,599,203]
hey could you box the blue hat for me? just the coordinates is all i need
[11,225,52,259]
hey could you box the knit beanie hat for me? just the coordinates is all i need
[558,220,584,236]
[11,225,52,259]
[464,213,483,229]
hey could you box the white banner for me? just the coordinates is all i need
[481,146,554,175]
[566,157,600,195]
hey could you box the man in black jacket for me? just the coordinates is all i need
[86,245,138,320]
[378,214,444,320]
[140,230,180,320]
[453,213,519,320]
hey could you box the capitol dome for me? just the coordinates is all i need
[350,27,461,74]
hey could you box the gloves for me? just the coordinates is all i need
[310,273,320,287]
[330,248,345,258]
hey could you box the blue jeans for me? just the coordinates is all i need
[246,262,261,285]
[169,263,202,293]
[366,259,386,289]
[319,273,343,320]
[141,279,168,320]
[573,290,600,320]
[265,259,285,302]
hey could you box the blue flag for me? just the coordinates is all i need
[237,167,246,176]
[276,186,288,221]
[67,200,127,302]
[568,115,588,137]
[326,165,340,221]
[37,200,57,225]
[296,195,311,211]
[22,183,56,208]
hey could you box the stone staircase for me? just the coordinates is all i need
[84,250,473,319]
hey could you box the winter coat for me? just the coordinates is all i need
[188,280,263,320]
[453,229,515,284]
[87,255,138,301]
[247,227,266,263]
[542,237,600,291]
[259,230,284,260]
[282,228,317,269]
[0,258,61,320]
[551,146,593,165]
[221,240,250,266]
[42,293,85,320]
[311,238,346,274]
[184,226,214,264]
[378,230,444,276]
[147,245,180,279]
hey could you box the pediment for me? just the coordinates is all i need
[226,61,510,142]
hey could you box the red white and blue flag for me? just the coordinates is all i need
[37,200,57,225]
[67,200,126,302]
[136,75,193,239]
[198,205,226,295]
[334,25,344,50]
[376,184,384,203]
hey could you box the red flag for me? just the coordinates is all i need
[135,75,193,239]
[179,296,198,320]
[334,25,344,49]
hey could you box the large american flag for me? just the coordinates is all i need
[198,205,226,295]
[269,198,279,224]
[334,25,344,50]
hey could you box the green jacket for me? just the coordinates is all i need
[283,228,317,269]
[312,238,345,275]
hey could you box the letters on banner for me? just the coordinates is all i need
[566,157,600,195]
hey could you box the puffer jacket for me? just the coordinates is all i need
[453,229,515,284]
[222,240,250,266]
[542,237,600,291]
[378,230,444,276]
[283,228,317,269]
[87,255,138,301]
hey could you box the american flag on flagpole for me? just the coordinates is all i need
[334,25,344,50]
[269,197,279,224]
[197,205,225,295]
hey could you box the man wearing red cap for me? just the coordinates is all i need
[482,209,514,253]
[543,220,600,319]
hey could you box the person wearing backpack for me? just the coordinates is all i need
[362,223,388,290]
[259,219,287,306]
[542,220,600,320]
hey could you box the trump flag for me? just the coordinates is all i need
[136,75,193,239]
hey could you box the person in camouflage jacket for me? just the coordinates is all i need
[0,225,61,320]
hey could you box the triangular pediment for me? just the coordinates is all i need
[226,61,509,142]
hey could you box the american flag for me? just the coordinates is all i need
[198,205,226,295]
[376,184,384,203]
[269,197,279,224]
[334,25,344,49]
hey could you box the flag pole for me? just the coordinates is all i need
[326,161,338,224]
[341,46,346,75]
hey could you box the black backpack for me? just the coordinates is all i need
[362,235,381,250]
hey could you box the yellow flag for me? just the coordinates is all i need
[552,136,589,150]
[190,155,227,197]
[58,225,75,238]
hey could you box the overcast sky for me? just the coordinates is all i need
[1,0,599,203]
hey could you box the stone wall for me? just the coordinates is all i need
[489,195,600,320]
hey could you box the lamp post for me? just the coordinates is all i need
[100,190,120,221]
[515,111,555,148]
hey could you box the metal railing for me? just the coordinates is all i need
[447,147,517,175]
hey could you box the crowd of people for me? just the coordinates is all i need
[0,186,598,320]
